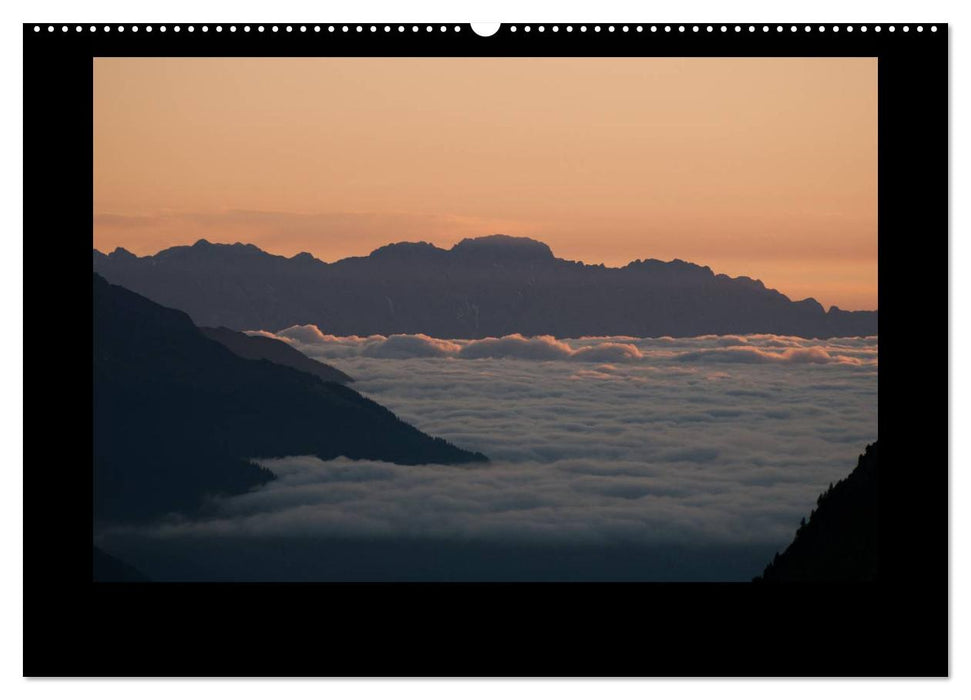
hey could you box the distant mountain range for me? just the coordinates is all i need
[93,235,877,339]
[755,442,878,582]
[94,273,486,523]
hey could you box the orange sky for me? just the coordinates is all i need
[94,57,877,310]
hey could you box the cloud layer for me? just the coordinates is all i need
[98,333,878,580]
[257,326,877,366]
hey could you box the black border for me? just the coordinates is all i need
[24,22,947,676]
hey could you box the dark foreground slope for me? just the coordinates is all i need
[93,546,149,582]
[755,442,878,582]
[94,274,486,523]
[93,236,877,339]
[201,326,353,383]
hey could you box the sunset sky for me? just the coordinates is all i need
[94,57,877,310]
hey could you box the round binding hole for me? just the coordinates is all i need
[468,23,499,36]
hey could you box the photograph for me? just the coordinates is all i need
[91,56,879,582]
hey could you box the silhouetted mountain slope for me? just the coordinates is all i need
[94,274,486,523]
[200,326,353,384]
[93,546,149,582]
[755,442,878,582]
[93,236,877,339]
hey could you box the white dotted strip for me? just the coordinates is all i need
[32,24,939,34]
[32,24,466,33]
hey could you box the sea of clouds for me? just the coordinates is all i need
[97,330,877,581]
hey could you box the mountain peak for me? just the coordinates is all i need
[367,241,446,260]
[109,246,136,259]
[450,235,554,262]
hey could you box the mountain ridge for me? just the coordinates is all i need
[94,273,487,523]
[93,236,877,338]
[755,442,878,582]
[200,326,353,384]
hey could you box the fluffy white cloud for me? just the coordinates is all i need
[362,334,462,359]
